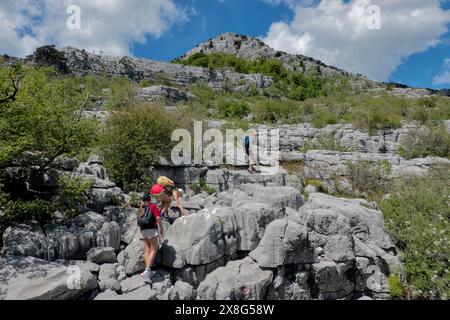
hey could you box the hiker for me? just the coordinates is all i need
[244,129,258,174]
[149,176,189,219]
[138,194,164,280]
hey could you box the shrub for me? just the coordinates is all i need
[100,103,191,192]
[105,77,136,110]
[139,79,153,87]
[1,197,55,227]
[380,166,450,299]
[399,125,450,159]
[217,99,250,119]
[352,96,402,134]
[389,274,406,299]
[252,99,302,124]
[55,175,94,219]
[311,106,338,128]
[0,65,99,181]
[345,160,392,198]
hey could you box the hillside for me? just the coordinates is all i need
[0,34,449,301]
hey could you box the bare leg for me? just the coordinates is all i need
[147,236,159,269]
[143,239,152,270]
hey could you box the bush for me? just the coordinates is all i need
[252,99,302,124]
[389,274,406,299]
[346,160,392,198]
[352,96,403,134]
[0,65,99,183]
[217,99,250,119]
[380,166,450,299]
[56,175,94,219]
[100,103,191,191]
[399,125,450,159]
[105,77,136,110]
[311,106,338,128]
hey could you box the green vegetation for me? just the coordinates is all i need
[191,177,216,195]
[389,274,406,299]
[174,52,288,80]
[99,103,191,192]
[217,98,250,119]
[0,65,100,236]
[55,175,94,219]
[398,125,450,159]
[105,77,137,110]
[176,53,326,101]
[345,160,392,199]
[380,166,450,299]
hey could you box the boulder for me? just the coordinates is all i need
[96,222,121,250]
[0,256,97,300]
[87,247,116,264]
[151,269,173,300]
[94,287,156,300]
[233,202,281,251]
[249,219,314,268]
[238,185,304,211]
[168,281,195,300]
[120,274,148,294]
[1,224,47,259]
[266,266,311,300]
[162,207,238,269]
[312,261,355,300]
[197,257,273,300]
[117,232,145,276]
[303,193,395,251]
[98,263,125,292]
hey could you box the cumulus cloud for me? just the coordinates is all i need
[0,0,187,57]
[262,0,450,81]
[433,58,450,85]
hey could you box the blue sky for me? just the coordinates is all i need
[1,0,450,89]
[133,0,294,62]
[137,0,450,89]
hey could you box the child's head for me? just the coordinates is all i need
[142,194,151,202]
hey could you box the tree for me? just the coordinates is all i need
[0,65,99,196]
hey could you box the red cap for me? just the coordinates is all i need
[149,183,164,195]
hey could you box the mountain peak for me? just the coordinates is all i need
[181,32,365,79]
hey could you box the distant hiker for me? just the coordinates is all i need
[149,176,189,220]
[138,194,164,281]
[244,129,258,174]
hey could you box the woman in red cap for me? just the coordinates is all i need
[149,177,189,219]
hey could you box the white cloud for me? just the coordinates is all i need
[262,0,450,81]
[0,0,188,57]
[433,58,450,85]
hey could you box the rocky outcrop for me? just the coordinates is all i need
[196,257,273,300]
[205,166,302,192]
[46,46,274,92]
[136,85,196,103]
[0,256,97,300]
[282,150,450,193]
[183,33,364,81]
[1,211,121,261]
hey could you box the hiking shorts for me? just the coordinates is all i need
[141,228,159,240]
